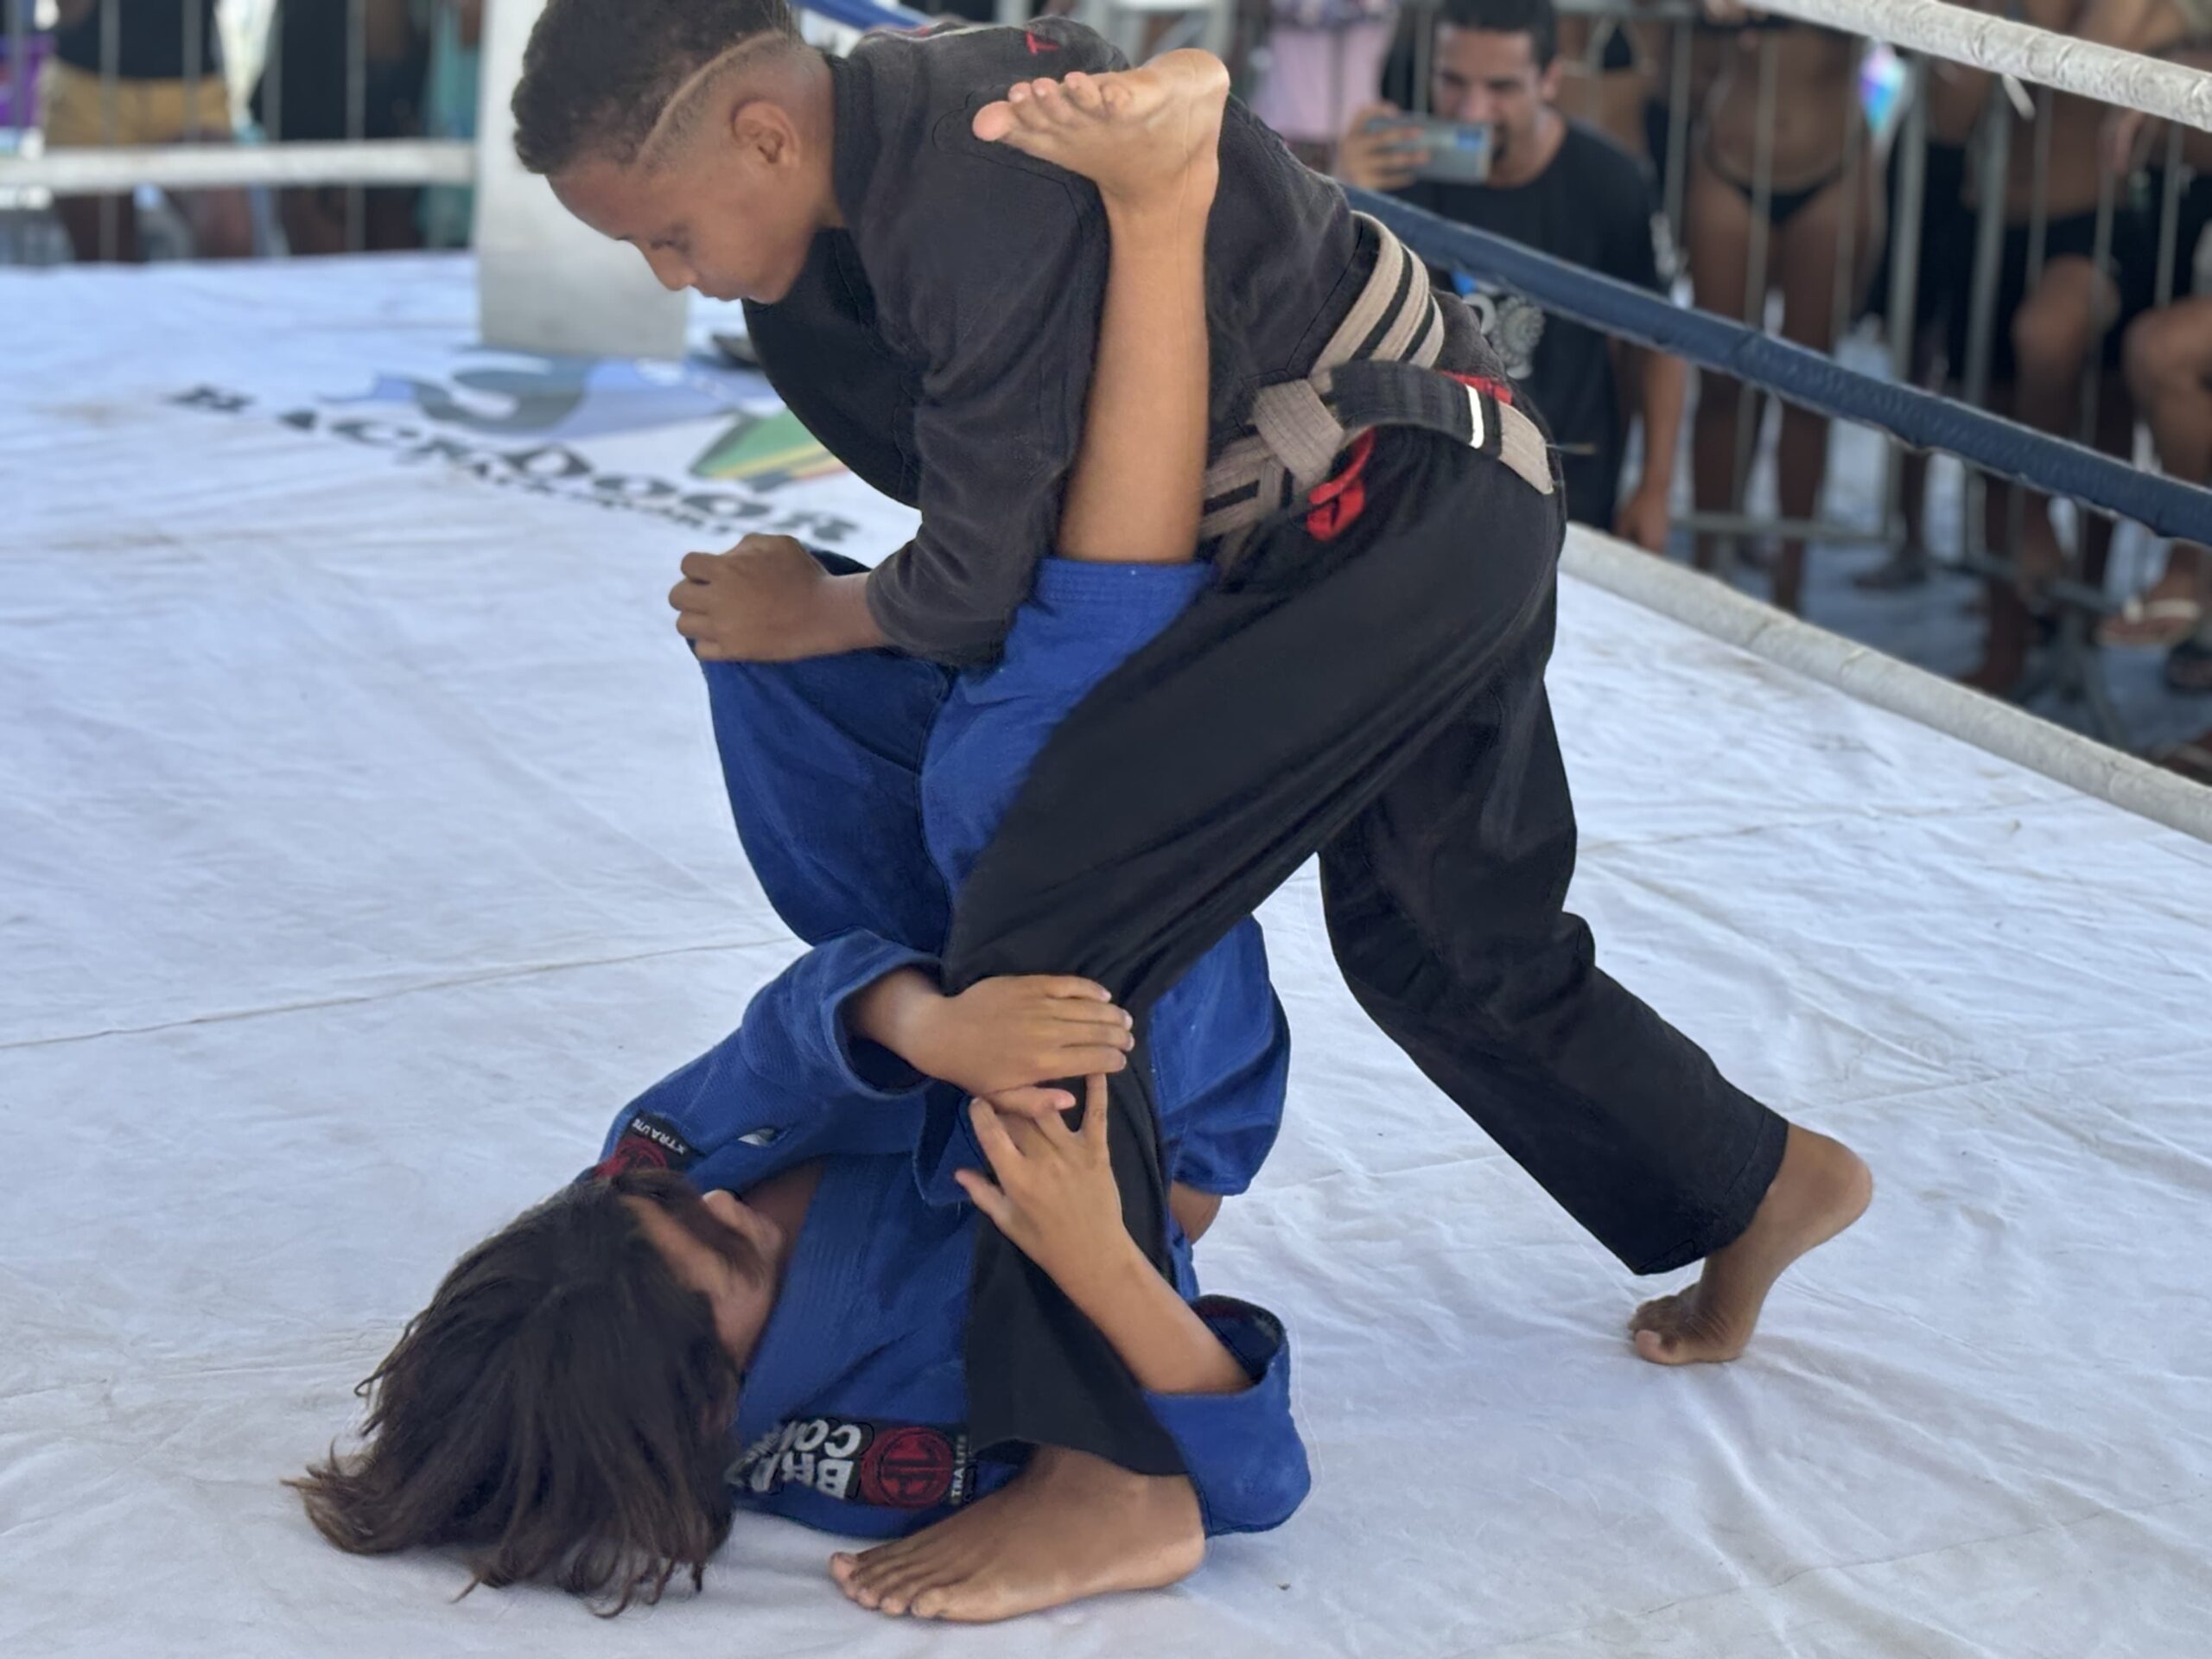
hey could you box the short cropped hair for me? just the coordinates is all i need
[512,0,801,175]
[1437,0,1559,70]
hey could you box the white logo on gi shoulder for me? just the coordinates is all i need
[734,1416,868,1501]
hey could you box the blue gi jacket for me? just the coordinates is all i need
[611,559,1290,1202]
[594,561,1308,1539]
[721,1153,1308,1540]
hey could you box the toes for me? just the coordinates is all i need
[910,1580,968,1620]
[1016,84,1065,131]
[869,1558,952,1618]
[1633,1327,1681,1364]
[1061,72,1104,114]
[842,1540,923,1610]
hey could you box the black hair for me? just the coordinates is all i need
[512,0,801,176]
[1436,0,1558,70]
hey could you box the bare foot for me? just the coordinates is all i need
[971,49,1229,218]
[1630,1123,1872,1365]
[828,1446,1203,1623]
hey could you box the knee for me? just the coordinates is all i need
[2010,300,2093,385]
[2123,305,2206,405]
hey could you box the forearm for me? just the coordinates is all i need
[844,965,940,1071]
[1632,348,1688,499]
[803,572,889,657]
[1059,1243,1254,1396]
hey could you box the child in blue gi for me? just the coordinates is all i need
[296,56,1303,1624]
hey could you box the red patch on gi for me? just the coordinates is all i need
[1306,429,1376,542]
[591,1137,671,1180]
[858,1426,959,1508]
[1025,29,1059,53]
[1447,371,1514,406]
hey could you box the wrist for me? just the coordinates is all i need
[798,573,888,658]
[849,968,945,1071]
[1055,1231,1155,1315]
[823,572,888,655]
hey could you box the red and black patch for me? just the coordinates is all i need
[858,1425,962,1509]
[590,1111,700,1180]
[730,1415,975,1512]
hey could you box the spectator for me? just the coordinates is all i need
[1552,15,1644,164]
[1684,3,1879,615]
[2114,296,2212,654]
[251,0,428,255]
[2101,38,2212,654]
[1254,0,1402,171]
[1337,0,1685,550]
[1936,0,2154,693]
[1855,59,1984,591]
[416,0,483,250]
[42,0,251,262]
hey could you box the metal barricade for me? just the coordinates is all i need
[0,0,478,261]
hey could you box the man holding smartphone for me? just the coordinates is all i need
[1336,0,1684,550]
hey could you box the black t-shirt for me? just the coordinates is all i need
[55,0,222,81]
[1396,121,1664,528]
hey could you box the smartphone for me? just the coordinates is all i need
[1405,115,1491,185]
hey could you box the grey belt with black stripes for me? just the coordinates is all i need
[1198,213,1554,555]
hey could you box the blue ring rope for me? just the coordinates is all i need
[1351,189,2212,546]
[798,0,2212,546]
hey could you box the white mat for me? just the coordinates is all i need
[4,256,2209,1659]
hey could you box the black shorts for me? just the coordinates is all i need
[1945,203,2160,386]
[1866,140,1967,333]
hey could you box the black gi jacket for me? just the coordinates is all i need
[742,16,1490,665]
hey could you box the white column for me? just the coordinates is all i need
[473,0,690,360]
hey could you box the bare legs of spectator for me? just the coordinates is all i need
[1687,147,1883,614]
[1967,256,2129,691]
[276,187,423,256]
[2107,297,2212,648]
[56,185,250,264]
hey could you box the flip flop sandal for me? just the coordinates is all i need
[2165,637,2212,693]
[2097,595,2205,650]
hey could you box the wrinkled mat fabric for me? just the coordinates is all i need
[3,257,2209,1658]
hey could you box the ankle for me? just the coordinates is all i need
[1101,192,1212,243]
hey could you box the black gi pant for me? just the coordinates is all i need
[938,429,1791,1474]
